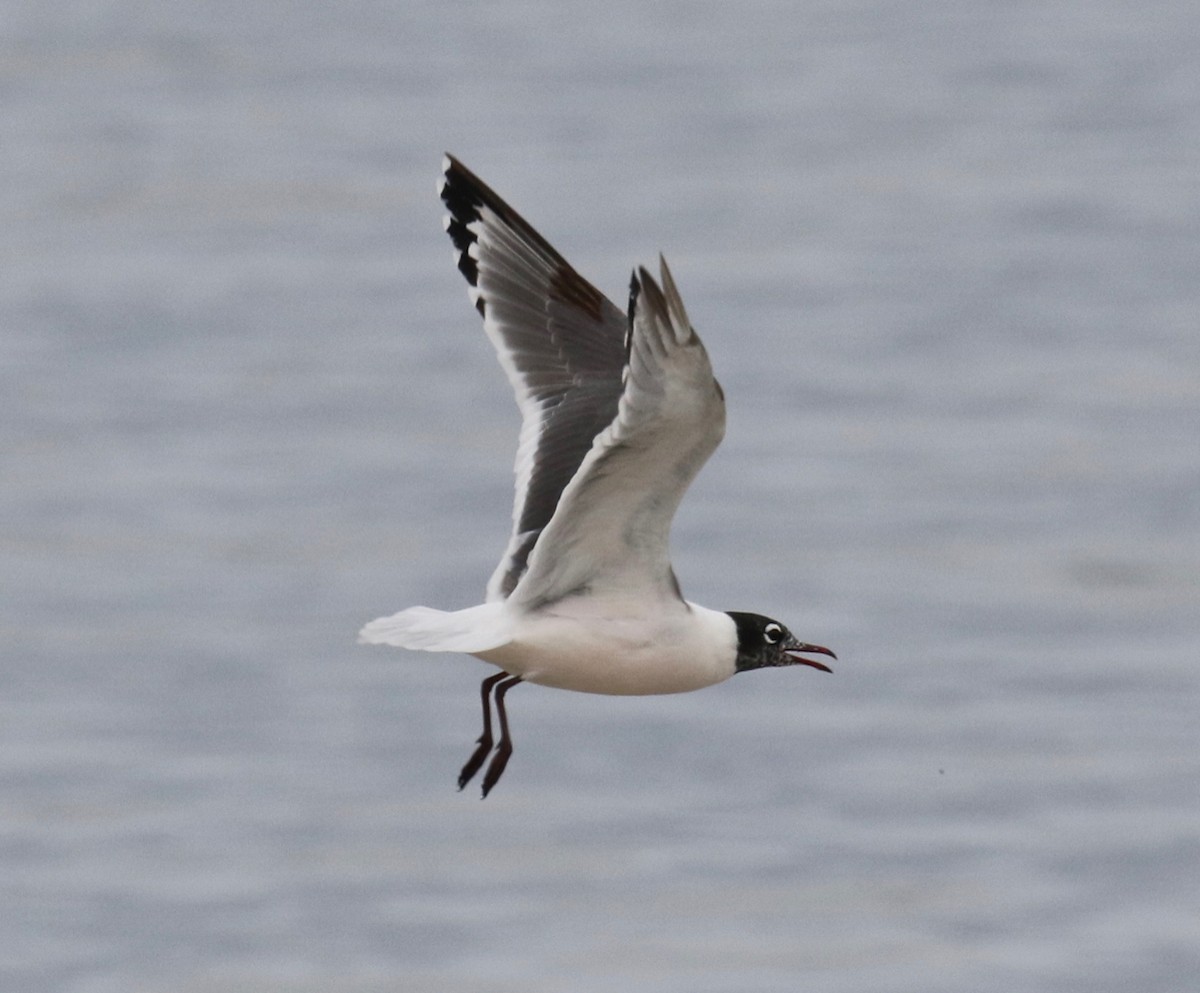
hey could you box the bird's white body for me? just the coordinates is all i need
[363,598,739,696]
[482,598,737,695]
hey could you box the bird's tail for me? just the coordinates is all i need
[357,603,513,654]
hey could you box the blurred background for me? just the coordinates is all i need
[3,1,1198,990]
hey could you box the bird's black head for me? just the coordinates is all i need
[727,611,836,674]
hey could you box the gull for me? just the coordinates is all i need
[360,155,836,797]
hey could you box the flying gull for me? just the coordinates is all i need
[360,155,836,796]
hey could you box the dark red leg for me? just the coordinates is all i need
[480,675,523,798]
[457,671,509,791]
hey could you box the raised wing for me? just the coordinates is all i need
[510,257,726,610]
[439,155,628,601]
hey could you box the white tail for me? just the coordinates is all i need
[358,603,513,654]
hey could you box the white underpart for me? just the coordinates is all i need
[482,600,738,695]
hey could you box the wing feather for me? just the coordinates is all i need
[439,156,628,600]
[509,257,726,609]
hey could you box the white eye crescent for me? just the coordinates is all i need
[764,623,783,644]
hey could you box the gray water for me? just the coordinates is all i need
[4,2,1199,990]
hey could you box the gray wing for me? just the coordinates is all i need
[509,257,726,610]
[439,155,628,601]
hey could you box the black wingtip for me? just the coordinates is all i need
[626,269,642,362]
[440,157,483,291]
[439,155,580,310]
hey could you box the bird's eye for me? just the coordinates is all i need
[763,623,783,644]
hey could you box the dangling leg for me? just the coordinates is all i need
[458,671,509,791]
[480,674,523,798]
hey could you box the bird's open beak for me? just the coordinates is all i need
[784,641,836,673]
